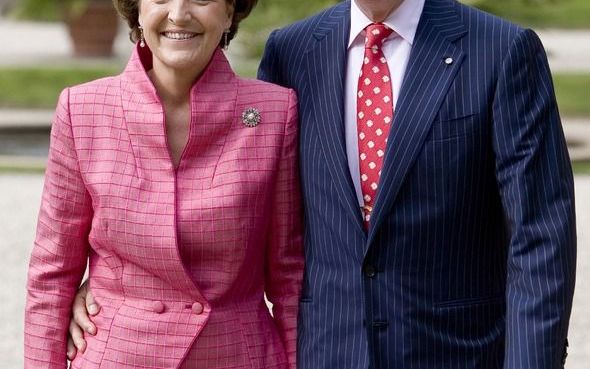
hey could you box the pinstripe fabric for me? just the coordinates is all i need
[25,45,303,369]
[258,0,576,368]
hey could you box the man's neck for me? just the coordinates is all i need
[354,0,404,22]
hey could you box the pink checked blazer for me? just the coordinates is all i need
[24,45,303,369]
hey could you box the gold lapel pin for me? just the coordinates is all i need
[242,107,261,127]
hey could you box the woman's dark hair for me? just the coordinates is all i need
[113,0,258,47]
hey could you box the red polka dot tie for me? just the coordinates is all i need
[357,23,395,228]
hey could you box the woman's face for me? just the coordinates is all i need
[138,0,233,72]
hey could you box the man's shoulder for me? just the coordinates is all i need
[453,0,523,37]
[271,1,349,42]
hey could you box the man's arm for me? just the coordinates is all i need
[66,280,100,359]
[492,29,576,369]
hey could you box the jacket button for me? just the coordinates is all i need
[364,264,377,278]
[192,302,204,314]
[151,301,165,314]
[372,320,389,328]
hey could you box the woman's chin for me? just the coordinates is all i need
[155,49,214,73]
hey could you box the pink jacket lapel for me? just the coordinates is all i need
[119,45,238,180]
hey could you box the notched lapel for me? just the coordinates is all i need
[304,2,366,233]
[367,0,467,246]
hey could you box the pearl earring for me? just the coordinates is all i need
[139,26,145,48]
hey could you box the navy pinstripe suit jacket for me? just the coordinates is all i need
[258,1,576,368]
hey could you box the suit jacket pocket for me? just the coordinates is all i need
[425,293,506,357]
[429,112,480,142]
[434,293,504,309]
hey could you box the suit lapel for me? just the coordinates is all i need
[305,1,366,233]
[367,0,467,246]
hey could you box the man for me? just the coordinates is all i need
[68,0,576,368]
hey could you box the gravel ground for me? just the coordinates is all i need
[0,174,588,368]
[0,174,41,369]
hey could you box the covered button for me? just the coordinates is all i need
[192,302,204,314]
[150,300,165,314]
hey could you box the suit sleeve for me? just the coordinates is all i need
[258,30,283,85]
[492,29,576,369]
[24,88,93,369]
[265,89,304,369]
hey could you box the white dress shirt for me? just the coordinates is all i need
[345,0,425,206]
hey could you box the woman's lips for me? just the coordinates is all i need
[161,31,198,40]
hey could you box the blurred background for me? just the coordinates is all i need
[0,0,588,368]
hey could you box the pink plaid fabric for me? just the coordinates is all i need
[24,45,303,369]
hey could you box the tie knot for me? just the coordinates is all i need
[364,23,394,50]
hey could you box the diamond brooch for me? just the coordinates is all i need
[242,107,261,127]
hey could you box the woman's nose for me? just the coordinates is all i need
[168,0,191,25]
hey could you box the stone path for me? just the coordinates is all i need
[0,174,42,369]
[0,174,588,368]
[537,30,590,73]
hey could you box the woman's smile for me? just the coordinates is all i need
[138,0,233,74]
[161,30,198,41]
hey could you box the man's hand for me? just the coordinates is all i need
[66,280,101,360]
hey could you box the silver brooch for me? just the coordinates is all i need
[242,107,261,127]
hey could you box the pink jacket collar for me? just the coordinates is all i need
[119,44,239,178]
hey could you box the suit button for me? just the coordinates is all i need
[192,302,204,314]
[372,320,389,328]
[364,264,377,278]
[151,301,165,314]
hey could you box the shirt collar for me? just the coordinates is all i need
[348,0,425,49]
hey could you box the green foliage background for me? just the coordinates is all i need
[234,0,339,58]
[470,0,590,29]
[13,0,590,28]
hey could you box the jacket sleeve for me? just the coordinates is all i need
[265,89,304,369]
[492,29,576,369]
[24,88,93,369]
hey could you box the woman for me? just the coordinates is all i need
[24,0,303,368]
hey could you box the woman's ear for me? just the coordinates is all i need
[137,3,142,28]
[225,2,234,29]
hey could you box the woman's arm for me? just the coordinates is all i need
[265,89,304,369]
[24,88,93,368]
